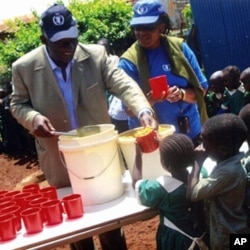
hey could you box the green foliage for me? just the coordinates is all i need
[0,19,41,65]
[181,3,193,30]
[68,0,134,55]
[0,14,41,84]
[0,0,134,84]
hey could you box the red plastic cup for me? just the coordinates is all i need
[62,194,84,219]
[39,186,58,200]
[20,207,43,234]
[135,127,159,153]
[29,197,49,222]
[0,190,8,197]
[4,190,21,199]
[24,193,43,203]
[13,192,32,211]
[0,205,22,231]
[149,75,169,100]
[41,199,63,225]
[22,183,40,194]
[0,196,13,204]
[29,197,49,208]
[0,201,17,213]
[0,214,16,241]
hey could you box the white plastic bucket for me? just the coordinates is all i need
[58,124,116,146]
[118,124,175,179]
[58,125,124,205]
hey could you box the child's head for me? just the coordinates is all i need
[222,65,241,90]
[159,133,195,171]
[201,113,247,161]
[239,104,250,145]
[240,67,250,92]
[97,37,111,55]
[0,88,6,99]
[209,70,225,93]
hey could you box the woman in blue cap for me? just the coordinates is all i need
[120,0,208,147]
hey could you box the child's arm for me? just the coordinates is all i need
[132,143,143,188]
[187,144,207,199]
[194,143,208,168]
[187,161,202,199]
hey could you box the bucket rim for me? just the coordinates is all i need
[58,133,118,151]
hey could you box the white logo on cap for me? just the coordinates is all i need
[137,6,148,15]
[52,14,65,26]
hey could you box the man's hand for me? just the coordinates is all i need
[139,111,158,130]
[32,114,55,138]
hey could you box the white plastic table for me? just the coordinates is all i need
[0,171,158,250]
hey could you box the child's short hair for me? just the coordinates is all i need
[202,113,247,152]
[222,65,241,88]
[240,67,250,84]
[209,70,223,83]
[97,37,111,55]
[209,70,225,92]
[239,104,250,142]
[159,133,195,169]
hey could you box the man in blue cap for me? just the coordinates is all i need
[10,3,157,250]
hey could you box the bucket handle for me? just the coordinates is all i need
[59,149,118,180]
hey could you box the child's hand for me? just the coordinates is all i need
[135,141,142,155]
[194,144,208,167]
[132,142,143,188]
[154,131,161,142]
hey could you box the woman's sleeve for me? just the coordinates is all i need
[181,42,209,90]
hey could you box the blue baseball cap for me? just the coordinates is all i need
[130,0,165,26]
[40,4,78,42]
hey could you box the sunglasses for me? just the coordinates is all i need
[132,23,159,32]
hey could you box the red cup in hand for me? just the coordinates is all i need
[134,127,159,153]
[149,75,169,100]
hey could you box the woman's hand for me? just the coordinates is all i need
[166,86,184,102]
[147,90,168,105]
[139,111,158,130]
[147,86,184,103]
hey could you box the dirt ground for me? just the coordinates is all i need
[0,153,158,250]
